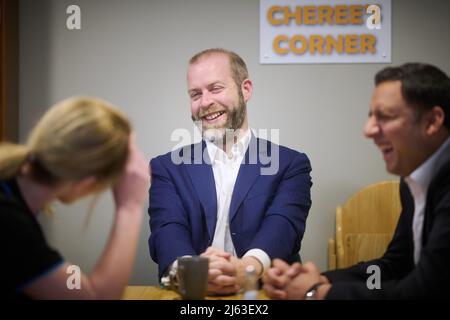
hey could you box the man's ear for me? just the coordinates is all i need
[241,78,253,102]
[425,106,445,135]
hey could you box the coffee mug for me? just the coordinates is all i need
[177,256,209,300]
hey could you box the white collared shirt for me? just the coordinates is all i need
[205,129,271,274]
[404,137,450,265]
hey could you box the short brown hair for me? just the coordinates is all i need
[375,63,450,129]
[189,48,249,87]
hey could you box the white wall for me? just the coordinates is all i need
[20,0,450,285]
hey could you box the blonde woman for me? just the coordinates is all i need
[0,97,149,299]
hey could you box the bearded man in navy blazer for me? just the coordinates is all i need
[148,48,312,295]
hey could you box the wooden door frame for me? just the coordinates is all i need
[0,0,19,142]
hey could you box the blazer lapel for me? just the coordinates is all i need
[229,135,267,222]
[185,141,217,241]
[424,139,450,242]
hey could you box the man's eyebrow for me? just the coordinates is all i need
[369,106,400,119]
[188,88,199,94]
[369,109,385,117]
[208,81,225,87]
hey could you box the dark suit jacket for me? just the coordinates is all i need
[324,141,450,299]
[148,136,312,278]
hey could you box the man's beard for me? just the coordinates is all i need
[192,90,247,143]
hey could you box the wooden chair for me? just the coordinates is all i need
[328,181,402,270]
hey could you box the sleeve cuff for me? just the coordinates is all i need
[244,249,271,276]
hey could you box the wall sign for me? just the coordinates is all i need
[260,0,391,64]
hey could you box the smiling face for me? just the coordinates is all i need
[364,81,433,177]
[187,53,251,141]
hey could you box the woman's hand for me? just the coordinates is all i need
[113,133,150,214]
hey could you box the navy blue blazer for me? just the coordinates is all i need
[148,136,312,277]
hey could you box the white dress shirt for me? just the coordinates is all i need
[404,137,450,265]
[205,129,271,274]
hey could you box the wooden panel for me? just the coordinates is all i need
[341,181,401,235]
[333,181,401,269]
[336,206,345,268]
[0,0,19,142]
[122,286,269,300]
[344,233,393,266]
[328,238,336,270]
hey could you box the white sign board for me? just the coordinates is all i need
[260,0,391,64]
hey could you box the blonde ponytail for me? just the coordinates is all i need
[0,143,30,180]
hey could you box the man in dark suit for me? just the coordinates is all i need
[148,48,312,295]
[263,63,450,299]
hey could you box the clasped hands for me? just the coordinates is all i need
[262,259,332,300]
[200,247,262,295]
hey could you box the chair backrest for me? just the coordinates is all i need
[334,180,402,269]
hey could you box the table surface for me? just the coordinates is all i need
[122,286,269,300]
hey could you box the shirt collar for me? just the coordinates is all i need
[406,136,450,193]
[205,128,252,164]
